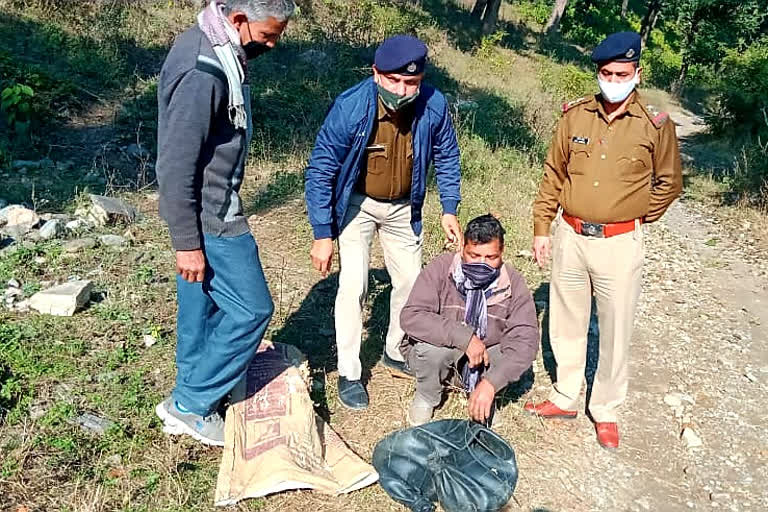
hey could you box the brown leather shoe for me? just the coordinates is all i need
[595,422,619,449]
[523,400,577,419]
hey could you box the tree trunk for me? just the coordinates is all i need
[471,0,488,19]
[672,11,701,95]
[481,0,501,35]
[621,0,630,18]
[640,0,663,47]
[544,0,569,33]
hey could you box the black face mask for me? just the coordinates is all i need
[243,40,271,60]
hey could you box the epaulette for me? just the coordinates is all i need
[643,104,670,128]
[561,97,590,114]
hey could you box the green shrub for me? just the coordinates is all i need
[0,83,35,135]
[539,59,594,102]
[515,0,552,26]
[711,37,768,136]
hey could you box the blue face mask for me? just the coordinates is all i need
[460,262,500,289]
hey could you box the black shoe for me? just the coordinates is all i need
[380,352,414,378]
[337,376,369,410]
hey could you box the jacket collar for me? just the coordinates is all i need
[586,91,644,120]
[448,252,513,306]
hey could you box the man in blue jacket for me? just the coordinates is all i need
[305,35,463,410]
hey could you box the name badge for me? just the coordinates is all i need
[571,136,589,145]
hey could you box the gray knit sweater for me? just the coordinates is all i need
[156,25,251,251]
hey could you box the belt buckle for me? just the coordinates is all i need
[581,221,604,238]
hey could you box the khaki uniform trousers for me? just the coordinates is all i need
[335,192,422,380]
[548,216,644,423]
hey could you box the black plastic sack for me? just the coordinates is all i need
[372,419,518,512]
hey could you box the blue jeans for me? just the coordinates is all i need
[172,232,274,416]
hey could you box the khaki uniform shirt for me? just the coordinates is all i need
[356,98,414,200]
[533,92,683,236]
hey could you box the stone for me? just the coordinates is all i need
[39,219,64,240]
[88,194,137,224]
[71,413,114,436]
[681,427,703,448]
[8,278,20,288]
[142,334,157,348]
[664,393,683,407]
[28,280,93,316]
[63,238,97,253]
[744,372,758,383]
[99,234,128,248]
[710,493,730,502]
[65,219,90,231]
[0,205,39,234]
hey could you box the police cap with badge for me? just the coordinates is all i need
[591,31,641,64]
[374,34,428,75]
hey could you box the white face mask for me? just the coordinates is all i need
[598,69,639,104]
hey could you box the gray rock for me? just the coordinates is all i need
[517,249,534,259]
[8,278,20,288]
[664,393,683,407]
[72,412,114,436]
[65,219,90,232]
[63,238,97,253]
[142,334,158,348]
[39,219,64,240]
[99,234,128,247]
[89,194,137,224]
[29,280,93,316]
[0,205,39,235]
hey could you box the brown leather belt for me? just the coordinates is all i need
[562,213,640,238]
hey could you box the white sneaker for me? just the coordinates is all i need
[407,395,435,427]
[155,397,225,447]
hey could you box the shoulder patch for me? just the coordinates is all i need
[644,104,670,128]
[561,97,590,114]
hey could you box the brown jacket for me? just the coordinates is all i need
[532,92,683,236]
[400,253,539,391]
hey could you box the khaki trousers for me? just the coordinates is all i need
[335,192,423,380]
[548,217,644,423]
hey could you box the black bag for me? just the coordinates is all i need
[372,419,518,512]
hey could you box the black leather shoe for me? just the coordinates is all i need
[380,352,414,378]
[338,376,369,410]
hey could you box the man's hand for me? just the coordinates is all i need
[465,335,489,368]
[176,249,206,283]
[310,238,334,276]
[532,235,551,268]
[441,213,463,248]
[468,379,495,423]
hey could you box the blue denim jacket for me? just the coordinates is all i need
[304,77,461,240]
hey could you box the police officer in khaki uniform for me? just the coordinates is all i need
[525,32,683,449]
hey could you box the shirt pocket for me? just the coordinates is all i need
[617,145,652,184]
[566,141,592,175]
[366,144,389,175]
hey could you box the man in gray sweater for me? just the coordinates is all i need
[154,0,295,446]
[400,215,539,426]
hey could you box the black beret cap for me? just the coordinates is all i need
[374,35,428,75]
[591,31,641,63]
